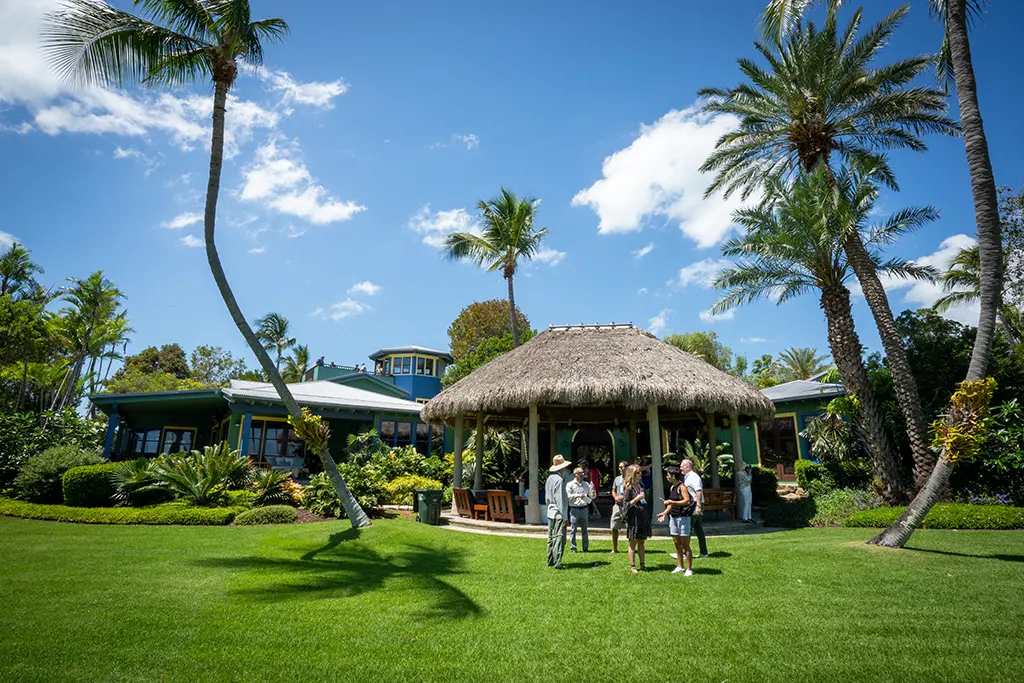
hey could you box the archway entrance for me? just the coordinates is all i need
[571,427,614,489]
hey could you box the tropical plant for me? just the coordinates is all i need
[778,347,831,381]
[42,0,370,528]
[250,468,296,507]
[711,165,938,502]
[110,458,167,507]
[800,408,856,463]
[672,437,733,479]
[934,245,1021,346]
[281,343,310,383]
[301,472,340,517]
[255,313,295,371]
[0,243,44,299]
[703,1,956,492]
[443,188,549,347]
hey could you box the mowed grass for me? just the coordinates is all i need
[0,518,1022,683]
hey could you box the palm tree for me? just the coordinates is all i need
[711,166,937,503]
[255,312,295,371]
[700,2,955,489]
[934,245,1020,345]
[0,243,44,299]
[42,0,370,527]
[282,343,310,384]
[443,188,548,347]
[778,347,831,380]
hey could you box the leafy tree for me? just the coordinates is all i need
[443,330,535,388]
[448,299,529,360]
[190,344,247,387]
[703,1,954,491]
[712,166,935,502]
[443,188,548,347]
[0,243,44,299]
[43,0,369,528]
[255,312,295,371]
[0,297,55,410]
[778,347,831,380]
[663,331,738,374]
[749,354,785,389]
[105,367,197,395]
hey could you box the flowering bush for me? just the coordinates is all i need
[809,488,884,527]
[954,489,1014,507]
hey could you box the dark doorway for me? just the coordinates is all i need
[757,415,800,481]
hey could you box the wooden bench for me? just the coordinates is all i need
[454,488,489,520]
[702,488,735,519]
[487,490,519,524]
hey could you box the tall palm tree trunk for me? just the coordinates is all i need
[506,272,520,347]
[843,234,935,489]
[202,73,369,528]
[820,285,906,503]
[869,0,1002,547]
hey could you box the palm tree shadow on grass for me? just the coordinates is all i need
[196,529,483,620]
[904,547,1024,563]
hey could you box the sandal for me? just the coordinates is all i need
[630,565,639,574]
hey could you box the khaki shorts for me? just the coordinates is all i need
[609,503,625,531]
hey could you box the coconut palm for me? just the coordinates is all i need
[934,245,1020,345]
[41,0,370,527]
[711,166,937,503]
[700,2,954,489]
[255,312,295,371]
[778,347,831,381]
[282,343,310,383]
[0,243,44,299]
[443,188,548,347]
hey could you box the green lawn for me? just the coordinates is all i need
[1,518,1021,682]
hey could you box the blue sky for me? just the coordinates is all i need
[2,0,1023,371]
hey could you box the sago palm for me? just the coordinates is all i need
[41,0,370,527]
[443,188,548,347]
[778,347,831,380]
[711,166,937,503]
[255,312,295,371]
[701,2,954,489]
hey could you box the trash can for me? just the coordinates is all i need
[415,489,443,525]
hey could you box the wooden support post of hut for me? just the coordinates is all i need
[419,324,775,527]
[730,411,743,471]
[451,414,464,513]
[707,412,719,488]
[474,414,485,490]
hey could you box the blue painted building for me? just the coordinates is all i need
[757,377,845,480]
[368,346,454,403]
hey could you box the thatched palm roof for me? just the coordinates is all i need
[421,325,775,425]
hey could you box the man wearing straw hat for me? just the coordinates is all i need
[545,454,573,569]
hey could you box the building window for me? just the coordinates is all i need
[402,356,411,374]
[127,428,162,456]
[430,425,444,457]
[379,420,396,443]
[417,357,426,375]
[383,359,391,374]
[424,358,434,376]
[396,421,412,448]
[415,423,430,455]
[247,419,306,469]
[160,428,195,455]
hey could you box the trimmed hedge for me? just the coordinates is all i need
[0,498,241,525]
[795,460,873,491]
[845,504,1024,530]
[762,497,817,528]
[62,463,120,508]
[224,490,256,509]
[234,505,298,525]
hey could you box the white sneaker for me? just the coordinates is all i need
[670,552,678,560]
[672,567,685,574]
[684,569,693,577]
[697,553,709,559]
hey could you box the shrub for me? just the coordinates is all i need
[750,466,778,506]
[795,461,834,490]
[0,498,240,525]
[762,497,816,528]
[795,460,873,492]
[421,455,452,487]
[383,474,443,505]
[148,444,249,506]
[234,505,298,525]
[224,489,256,508]
[0,409,105,489]
[62,463,120,507]
[809,488,884,527]
[110,458,172,507]
[13,446,104,504]
[301,472,340,517]
[250,468,298,507]
[338,460,387,510]
[844,503,1024,530]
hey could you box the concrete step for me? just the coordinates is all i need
[440,512,764,538]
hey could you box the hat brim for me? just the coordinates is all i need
[550,461,572,472]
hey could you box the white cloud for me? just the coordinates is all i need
[239,138,365,224]
[348,281,382,296]
[699,308,735,323]
[859,233,980,325]
[286,225,308,238]
[408,205,481,248]
[671,258,732,288]
[572,105,753,248]
[453,133,479,149]
[638,287,648,296]
[248,246,266,254]
[741,336,768,343]
[0,230,18,247]
[261,69,348,109]
[161,212,203,230]
[114,146,141,159]
[633,242,655,259]
[533,248,566,267]
[313,298,371,321]
[180,234,203,248]
[648,309,670,335]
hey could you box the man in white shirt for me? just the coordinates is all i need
[566,466,597,553]
[608,460,628,553]
[545,455,572,569]
[680,458,709,558]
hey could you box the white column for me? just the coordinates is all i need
[451,414,464,514]
[707,412,719,488]
[527,404,540,524]
[474,413,485,490]
[730,412,743,471]
[519,429,526,496]
[629,416,638,461]
[647,404,665,516]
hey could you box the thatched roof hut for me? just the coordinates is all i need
[422,324,773,425]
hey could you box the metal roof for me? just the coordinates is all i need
[223,379,423,415]
[760,379,846,403]
[368,346,454,362]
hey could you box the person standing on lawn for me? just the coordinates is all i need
[679,459,708,558]
[622,464,651,573]
[545,455,573,569]
[736,465,754,523]
[566,466,596,553]
[609,460,628,553]
[657,466,694,576]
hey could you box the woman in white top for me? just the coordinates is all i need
[736,465,753,522]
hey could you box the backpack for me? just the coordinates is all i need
[671,482,697,517]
